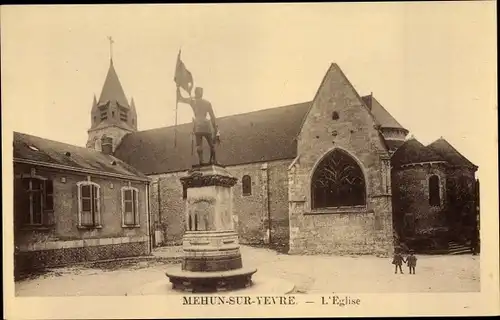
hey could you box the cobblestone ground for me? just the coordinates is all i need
[15,245,480,296]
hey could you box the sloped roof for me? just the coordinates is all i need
[385,139,406,152]
[113,64,411,175]
[98,59,129,107]
[14,132,148,180]
[362,95,407,131]
[391,138,446,167]
[427,138,477,168]
[114,102,311,175]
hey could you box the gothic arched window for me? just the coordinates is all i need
[429,175,440,206]
[242,175,251,196]
[311,149,366,209]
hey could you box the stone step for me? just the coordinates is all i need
[448,241,472,254]
[449,248,472,255]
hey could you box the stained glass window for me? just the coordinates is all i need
[311,149,366,209]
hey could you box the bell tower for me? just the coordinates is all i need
[86,39,137,152]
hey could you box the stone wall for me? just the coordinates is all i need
[267,161,292,251]
[391,164,448,236]
[443,166,478,241]
[289,63,394,257]
[150,171,187,246]
[149,159,292,249]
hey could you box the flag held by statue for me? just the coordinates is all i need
[174,50,193,95]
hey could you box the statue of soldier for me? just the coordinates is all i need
[177,86,219,165]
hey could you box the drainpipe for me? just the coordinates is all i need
[157,177,162,246]
[146,182,152,254]
[261,163,271,245]
[267,184,271,246]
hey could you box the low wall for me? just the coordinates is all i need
[15,236,149,274]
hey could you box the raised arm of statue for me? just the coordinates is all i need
[176,86,191,104]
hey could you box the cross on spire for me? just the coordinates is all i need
[107,36,114,61]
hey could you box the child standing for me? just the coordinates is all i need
[406,251,417,274]
[392,250,405,274]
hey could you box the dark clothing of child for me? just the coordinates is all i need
[407,254,417,274]
[392,253,405,274]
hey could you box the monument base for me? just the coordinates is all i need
[165,266,257,293]
[165,164,257,293]
[137,272,294,295]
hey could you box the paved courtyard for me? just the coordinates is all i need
[15,245,480,296]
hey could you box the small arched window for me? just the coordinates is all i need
[311,149,366,209]
[429,175,441,206]
[242,175,251,196]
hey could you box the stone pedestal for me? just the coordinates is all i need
[165,164,257,292]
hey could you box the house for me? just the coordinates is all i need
[13,131,151,274]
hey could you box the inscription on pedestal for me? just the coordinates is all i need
[189,199,213,231]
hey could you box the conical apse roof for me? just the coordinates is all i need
[391,138,445,167]
[427,138,477,168]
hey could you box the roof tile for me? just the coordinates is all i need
[114,102,311,174]
[362,95,407,130]
[98,59,129,108]
[14,132,147,179]
[427,138,477,168]
[391,138,445,167]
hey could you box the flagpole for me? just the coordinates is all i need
[173,48,182,148]
[191,118,194,156]
[174,91,178,147]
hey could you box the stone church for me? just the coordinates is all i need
[83,58,480,256]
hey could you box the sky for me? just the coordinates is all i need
[1,3,497,181]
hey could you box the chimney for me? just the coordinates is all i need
[101,136,113,155]
[367,92,373,111]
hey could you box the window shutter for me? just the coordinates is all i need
[44,180,54,211]
[77,183,82,226]
[94,185,101,226]
[123,188,134,226]
[121,187,125,226]
[134,189,139,225]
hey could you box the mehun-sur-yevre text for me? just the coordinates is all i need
[182,295,362,306]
